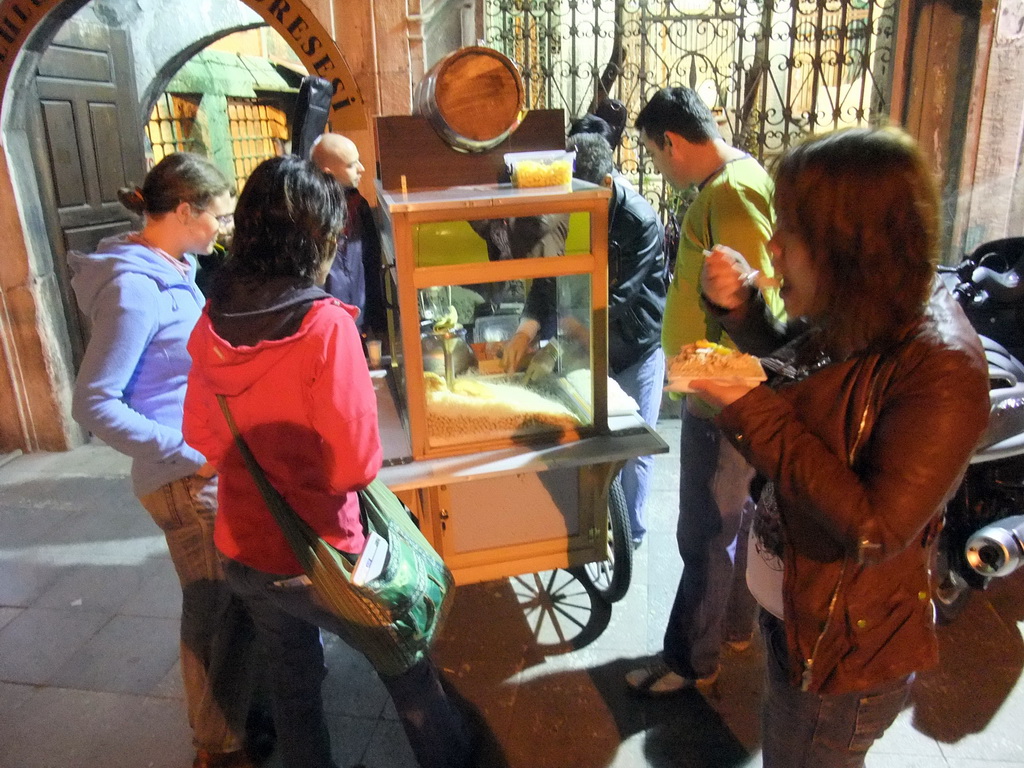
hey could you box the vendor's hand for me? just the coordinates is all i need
[701,245,756,310]
[558,316,589,347]
[688,378,760,414]
[503,330,533,373]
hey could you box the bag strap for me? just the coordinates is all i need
[214,394,326,568]
[216,394,280,507]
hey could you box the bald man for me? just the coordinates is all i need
[311,132,364,188]
[310,133,385,337]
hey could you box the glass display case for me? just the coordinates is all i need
[375,180,612,461]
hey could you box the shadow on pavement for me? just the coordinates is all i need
[434,570,760,768]
[911,568,1024,741]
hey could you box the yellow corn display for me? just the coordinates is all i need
[512,159,573,188]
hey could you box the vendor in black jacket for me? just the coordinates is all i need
[507,133,668,545]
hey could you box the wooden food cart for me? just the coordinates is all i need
[370,176,669,603]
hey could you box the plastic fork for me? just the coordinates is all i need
[702,249,780,292]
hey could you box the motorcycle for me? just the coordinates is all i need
[934,238,1024,623]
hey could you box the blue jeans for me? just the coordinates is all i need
[612,344,665,541]
[663,405,757,679]
[760,611,911,767]
[222,556,472,768]
[138,474,256,753]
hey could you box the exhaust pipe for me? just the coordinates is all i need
[966,515,1024,577]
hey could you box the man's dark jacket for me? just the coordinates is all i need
[521,181,667,374]
[323,188,386,336]
[606,181,668,373]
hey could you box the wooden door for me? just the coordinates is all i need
[28,20,147,368]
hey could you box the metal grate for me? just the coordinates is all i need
[485,0,897,219]
[227,99,289,192]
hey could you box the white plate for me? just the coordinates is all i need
[665,374,766,394]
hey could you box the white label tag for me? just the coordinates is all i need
[352,530,388,586]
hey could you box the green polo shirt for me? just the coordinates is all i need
[661,155,783,359]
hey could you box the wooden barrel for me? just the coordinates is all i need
[414,47,526,153]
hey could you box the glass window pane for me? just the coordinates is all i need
[417,275,594,450]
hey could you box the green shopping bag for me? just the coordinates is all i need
[217,396,454,677]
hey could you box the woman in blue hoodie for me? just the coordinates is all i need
[69,153,260,768]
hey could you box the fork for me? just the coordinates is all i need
[742,269,781,291]
[702,249,780,292]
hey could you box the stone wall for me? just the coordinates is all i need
[74,0,262,113]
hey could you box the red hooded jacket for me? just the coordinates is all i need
[184,296,380,574]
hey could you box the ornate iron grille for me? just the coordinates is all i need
[485,0,898,219]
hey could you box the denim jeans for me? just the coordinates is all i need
[138,474,256,753]
[612,344,666,541]
[222,556,472,768]
[760,611,912,767]
[663,405,757,679]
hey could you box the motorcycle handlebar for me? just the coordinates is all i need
[969,265,1024,304]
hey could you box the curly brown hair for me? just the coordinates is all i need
[773,126,939,355]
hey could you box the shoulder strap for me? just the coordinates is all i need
[215,394,299,526]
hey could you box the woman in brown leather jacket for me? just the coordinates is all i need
[691,126,990,767]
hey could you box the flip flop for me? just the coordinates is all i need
[625,659,719,696]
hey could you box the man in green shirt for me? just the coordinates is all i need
[626,86,783,695]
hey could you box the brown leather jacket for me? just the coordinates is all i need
[714,282,989,694]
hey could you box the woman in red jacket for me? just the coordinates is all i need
[183,155,470,768]
[692,127,989,766]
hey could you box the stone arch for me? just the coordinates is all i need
[137,23,269,119]
[0,0,369,452]
[0,0,366,130]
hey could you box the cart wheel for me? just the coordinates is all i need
[510,569,612,653]
[570,477,632,603]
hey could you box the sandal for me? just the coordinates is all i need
[625,659,718,696]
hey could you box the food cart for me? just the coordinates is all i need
[370,176,669,604]
[367,44,668,602]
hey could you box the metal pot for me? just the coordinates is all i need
[421,329,476,382]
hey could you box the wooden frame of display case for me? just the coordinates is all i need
[377,180,613,462]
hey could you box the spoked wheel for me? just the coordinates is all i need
[570,477,632,604]
[933,527,973,625]
[510,568,612,653]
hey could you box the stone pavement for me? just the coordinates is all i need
[1,416,1023,767]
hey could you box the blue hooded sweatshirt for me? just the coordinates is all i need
[69,235,207,497]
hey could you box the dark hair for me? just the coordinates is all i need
[634,87,719,148]
[567,133,614,186]
[774,126,939,354]
[228,155,345,281]
[117,152,231,216]
[568,114,616,149]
